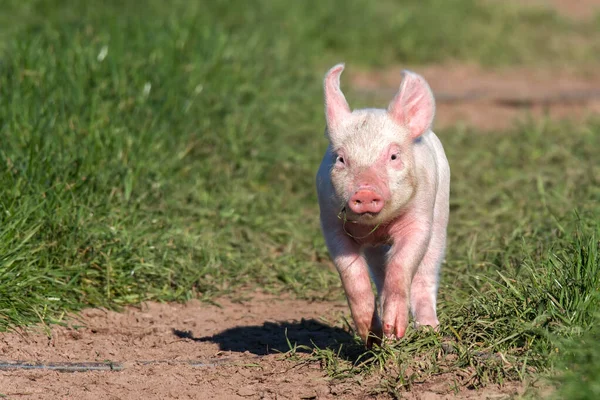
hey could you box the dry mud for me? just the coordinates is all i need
[0,293,526,399]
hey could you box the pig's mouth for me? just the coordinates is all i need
[338,206,383,239]
[338,206,381,223]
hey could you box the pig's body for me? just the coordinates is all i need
[316,65,450,345]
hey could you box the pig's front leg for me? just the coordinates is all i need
[322,228,381,345]
[381,226,431,339]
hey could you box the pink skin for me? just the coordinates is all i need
[324,64,351,130]
[337,145,399,222]
[342,214,432,339]
[317,63,449,345]
[321,228,382,347]
[348,189,384,214]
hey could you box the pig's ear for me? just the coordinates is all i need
[387,70,435,139]
[324,63,351,134]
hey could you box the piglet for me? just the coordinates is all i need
[316,64,450,346]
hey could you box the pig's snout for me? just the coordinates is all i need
[348,190,384,215]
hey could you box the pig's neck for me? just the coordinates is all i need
[341,211,416,247]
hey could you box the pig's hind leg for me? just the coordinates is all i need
[409,203,448,329]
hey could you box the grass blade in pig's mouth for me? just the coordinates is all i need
[337,207,383,240]
[338,207,358,223]
[339,206,380,223]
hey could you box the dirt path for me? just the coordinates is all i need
[500,0,600,21]
[0,293,525,400]
[351,64,600,131]
[0,293,349,399]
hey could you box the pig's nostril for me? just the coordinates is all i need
[348,190,385,214]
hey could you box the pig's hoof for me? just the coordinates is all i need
[382,323,406,341]
[413,320,439,331]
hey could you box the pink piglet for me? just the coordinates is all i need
[316,64,450,346]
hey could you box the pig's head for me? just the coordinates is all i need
[323,63,435,226]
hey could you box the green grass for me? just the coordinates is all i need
[552,319,600,399]
[1,0,599,66]
[1,0,600,396]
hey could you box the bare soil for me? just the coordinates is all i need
[0,292,526,400]
[351,63,600,131]
[545,0,600,19]
[499,0,600,20]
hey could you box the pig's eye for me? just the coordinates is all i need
[390,154,399,161]
[336,155,345,164]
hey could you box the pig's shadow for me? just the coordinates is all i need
[172,318,356,356]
